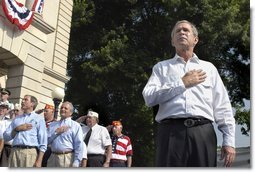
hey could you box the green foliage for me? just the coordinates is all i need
[235,107,250,136]
[67,0,250,166]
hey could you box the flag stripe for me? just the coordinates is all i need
[1,0,44,30]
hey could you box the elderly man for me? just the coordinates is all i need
[41,104,55,167]
[0,104,10,167]
[81,110,112,167]
[3,95,47,167]
[0,104,14,167]
[0,88,14,112]
[47,101,84,167]
[109,121,133,167]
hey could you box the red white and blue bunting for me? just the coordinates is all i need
[2,0,44,30]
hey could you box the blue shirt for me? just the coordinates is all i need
[48,117,84,166]
[3,111,47,152]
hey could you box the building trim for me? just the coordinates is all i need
[44,66,70,83]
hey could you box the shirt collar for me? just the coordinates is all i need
[91,123,99,130]
[62,117,72,122]
[115,134,124,139]
[173,53,200,63]
[23,111,36,117]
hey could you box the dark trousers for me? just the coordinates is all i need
[156,120,217,167]
[87,154,105,167]
[0,144,12,167]
[42,148,52,167]
[110,160,127,167]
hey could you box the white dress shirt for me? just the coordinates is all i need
[82,123,112,155]
[142,54,235,147]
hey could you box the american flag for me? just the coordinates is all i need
[1,0,44,30]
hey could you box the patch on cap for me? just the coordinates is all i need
[87,110,99,118]
[112,120,122,126]
[45,104,54,110]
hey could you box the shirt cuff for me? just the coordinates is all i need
[72,160,80,167]
[222,136,235,148]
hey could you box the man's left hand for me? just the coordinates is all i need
[220,146,236,167]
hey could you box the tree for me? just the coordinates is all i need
[66,0,250,166]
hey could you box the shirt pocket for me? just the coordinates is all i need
[199,80,212,102]
[164,74,181,87]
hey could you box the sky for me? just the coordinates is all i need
[1,1,253,172]
[214,99,251,148]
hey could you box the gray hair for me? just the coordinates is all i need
[62,101,74,113]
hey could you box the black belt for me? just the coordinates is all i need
[13,145,37,149]
[4,144,12,148]
[161,117,211,127]
[111,159,126,163]
[87,154,105,157]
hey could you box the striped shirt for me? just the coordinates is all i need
[111,134,133,161]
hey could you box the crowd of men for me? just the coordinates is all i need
[0,88,133,167]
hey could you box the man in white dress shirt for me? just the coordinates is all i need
[81,110,112,167]
[142,20,235,167]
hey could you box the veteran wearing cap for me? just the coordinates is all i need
[0,88,14,115]
[81,110,112,167]
[0,104,9,120]
[43,104,55,128]
[0,103,10,167]
[41,104,55,167]
[108,120,133,167]
[0,103,14,167]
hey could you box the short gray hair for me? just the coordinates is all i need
[62,101,74,113]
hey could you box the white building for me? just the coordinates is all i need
[0,0,73,111]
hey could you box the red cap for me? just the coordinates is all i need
[45,104,54,110]
[112,120,122,126]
